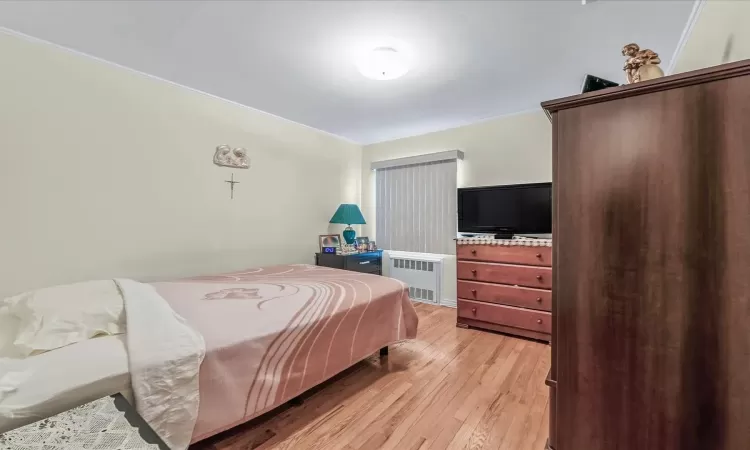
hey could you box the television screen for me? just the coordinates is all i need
[458,182,552,235]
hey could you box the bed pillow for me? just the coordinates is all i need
[0,304,23,358]
[3,280,126,357]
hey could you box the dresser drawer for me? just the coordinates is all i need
[457,261,552,289]
[457,245,551,267]
[457,280,551,311]
[344,252,381,273]
[457,299,551,334]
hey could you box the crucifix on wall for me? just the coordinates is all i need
[225,173,240,199]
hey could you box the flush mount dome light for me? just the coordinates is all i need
[356,47,409,80]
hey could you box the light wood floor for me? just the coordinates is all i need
[192,303,551,450]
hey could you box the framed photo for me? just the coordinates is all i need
[355,236,370,245]
[319,234,342,252]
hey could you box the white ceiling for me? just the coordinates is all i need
[0,1,697,144]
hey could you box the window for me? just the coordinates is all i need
[373,151,462,255]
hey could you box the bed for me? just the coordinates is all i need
[0,264,419,448]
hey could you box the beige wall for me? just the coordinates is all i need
[360,0,750,245]
[361,111,550,306]
[15,0,740,298]
[361,111,552,240]
[674,0,750,73]
[0,31,361,297]
[360,0,747,304]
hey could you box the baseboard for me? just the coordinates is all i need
[440,297,457,308]
[413,298,456,310]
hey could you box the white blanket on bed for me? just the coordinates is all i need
[0,280,204,449]
[115,279,205,450]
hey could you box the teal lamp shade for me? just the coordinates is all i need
[330,204,366,244]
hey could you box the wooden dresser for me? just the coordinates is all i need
[455,238,552,342]
[542,60,750,450]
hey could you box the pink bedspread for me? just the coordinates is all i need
[150,264,418,443]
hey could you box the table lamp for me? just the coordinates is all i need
[329,204,366,245]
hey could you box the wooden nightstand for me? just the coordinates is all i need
[315,250,382,275]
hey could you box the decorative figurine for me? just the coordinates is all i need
[213,145,249,169]
[622,43,664,84]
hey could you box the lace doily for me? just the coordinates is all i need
[456,237,552,247]
[0,396,160,450]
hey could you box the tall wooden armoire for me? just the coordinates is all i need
[542,60,750,450]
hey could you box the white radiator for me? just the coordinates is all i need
[385,251,453,307]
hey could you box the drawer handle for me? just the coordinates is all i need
[537,319,543,324]
[359,261,371,265]
[536,253,542,258]
[536,297,542,303]
[471,307,477,314]
[536,275,543,281]
[471,269,477,276]
[471,249,477,255]
[471,289,477,296]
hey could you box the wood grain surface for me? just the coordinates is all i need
[457,280,551,311]
[455,317,551,343]
[191,303,551,450]
[541,59,750,114]
[456,245,552,267]
[552,72,750,450]
[457,299,551,334]
[457,261,552,289]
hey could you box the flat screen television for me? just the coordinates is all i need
[457,182,552,238]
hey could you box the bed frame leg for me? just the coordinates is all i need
[380,346,389,357]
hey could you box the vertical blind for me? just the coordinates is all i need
[375,160,457,255]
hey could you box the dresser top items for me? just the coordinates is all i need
[455,237,552,247]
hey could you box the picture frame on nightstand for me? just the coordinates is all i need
[319,234,342,253]
[356,236,369,252]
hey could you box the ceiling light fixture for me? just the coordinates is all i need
[356,47,409,81]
